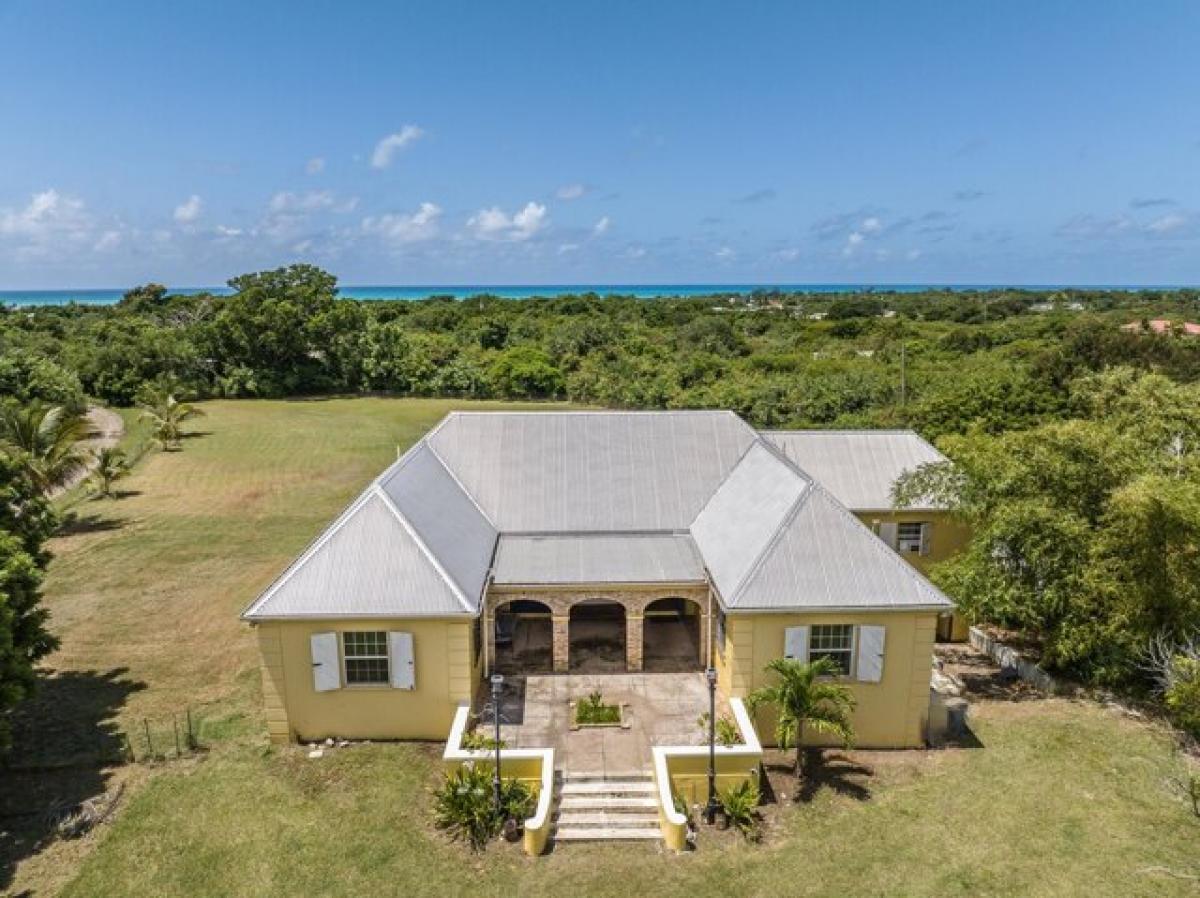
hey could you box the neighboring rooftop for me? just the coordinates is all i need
[243,411,952,620]
[1120,318,1200,337]
[764,429,949,511]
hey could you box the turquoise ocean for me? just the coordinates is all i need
[0,283,1181,307]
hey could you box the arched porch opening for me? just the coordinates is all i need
[642,596,704,672]
[568,599,627,673]
[493,599,553,674]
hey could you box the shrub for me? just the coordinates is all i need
[719,779,761,841]
[575,690,620,725]
[433,762,534,851]
[696,712,741,746]
[461,729,506,751]
[1164,657,1200,738]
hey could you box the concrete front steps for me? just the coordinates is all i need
[554,773,662,843]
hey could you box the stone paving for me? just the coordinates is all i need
[482,672,731,775]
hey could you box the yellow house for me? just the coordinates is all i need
[243,411,958,754]
[766,430,971,641]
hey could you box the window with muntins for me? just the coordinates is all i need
[343,631,390,684]
[809,624,854,675]
[897,522,926,553]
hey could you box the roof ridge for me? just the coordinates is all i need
[719,438,814,605]
[372,485,477,614]
[419,437,497,529]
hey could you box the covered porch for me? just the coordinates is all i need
[487,586,712,676]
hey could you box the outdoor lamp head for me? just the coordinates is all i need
[705,667,717,685]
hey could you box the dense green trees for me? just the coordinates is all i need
[2,267,1200,715]
[0,452,58,748]
[896,369,1200,687]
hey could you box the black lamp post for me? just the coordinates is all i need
[490,673,504,812]
[704,666,720,824]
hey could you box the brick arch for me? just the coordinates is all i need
[485,585,710,673]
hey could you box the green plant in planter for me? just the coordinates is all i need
[719,779,762,842]
[433,762,534,851]
[461,729,506,751]
[696,712,741,746]
[576,690,621,725]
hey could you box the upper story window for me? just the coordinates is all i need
[897,522,928,553]
[343,631,390,685]
[809,624,854,676]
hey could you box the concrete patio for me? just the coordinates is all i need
[478,672,731,775]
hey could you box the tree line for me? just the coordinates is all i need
[1,264,1199,740]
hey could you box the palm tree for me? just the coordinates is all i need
[747,657,856,789]
[88,446,129,498]
[139,392,204,450]
[0,400,90,491]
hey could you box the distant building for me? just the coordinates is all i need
[1030,302,1055,313]
[1121,318,1200,337]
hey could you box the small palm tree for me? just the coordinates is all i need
[747,657,856,789]
[88,446,129,498]
[0,400,90,491]
[139,392,204,450]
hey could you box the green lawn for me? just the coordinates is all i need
[7,398,1199,897]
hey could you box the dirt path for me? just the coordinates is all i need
[51,405,126,499]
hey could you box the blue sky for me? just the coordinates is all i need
[2,0,1199,288]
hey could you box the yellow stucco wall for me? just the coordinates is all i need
[716,610,937,748]
[856,510,970,575]
[255,617,476,743]
[858,510,971,641]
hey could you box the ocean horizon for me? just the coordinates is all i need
[1,282,1194,307]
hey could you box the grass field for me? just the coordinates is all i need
[5,398,1199,897]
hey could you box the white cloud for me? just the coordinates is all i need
[305,156,326,175]
[1146,212,1187,235]
[0,189,94,258]
[557,183,586,200]
[774,247,800,262]
[361,202,443,244]
[173,194,203,224]
[842,231,865,256]
[268,190,338,213]
[557,242,580,254]
[906,248,923,260]
[714,246,735,260]
[370,125,425,169]
[623,245,647,259]
[467,201,547,241]
[592,216,611,236]
[92,230,122,252]
[861,216,882,234]
[215,224,243,237]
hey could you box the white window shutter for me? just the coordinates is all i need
[878,521,898,550]
[855,625,886,682]
[919,522,932,556]
[784,625,809,661]
[310,632,341,692]
[389,631,415,690]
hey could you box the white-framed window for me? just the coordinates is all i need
[809,624,855,676]
[342,631,390,685]
[897,521,927,553]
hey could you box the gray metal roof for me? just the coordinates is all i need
[378,442,496,603]
[690,443,808,602]
[764,430,949,510]
[493,533,705,585]
[427,411,756,531]
[728,481,952,611]
[244,411,954,621]
[242,490,473,619]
